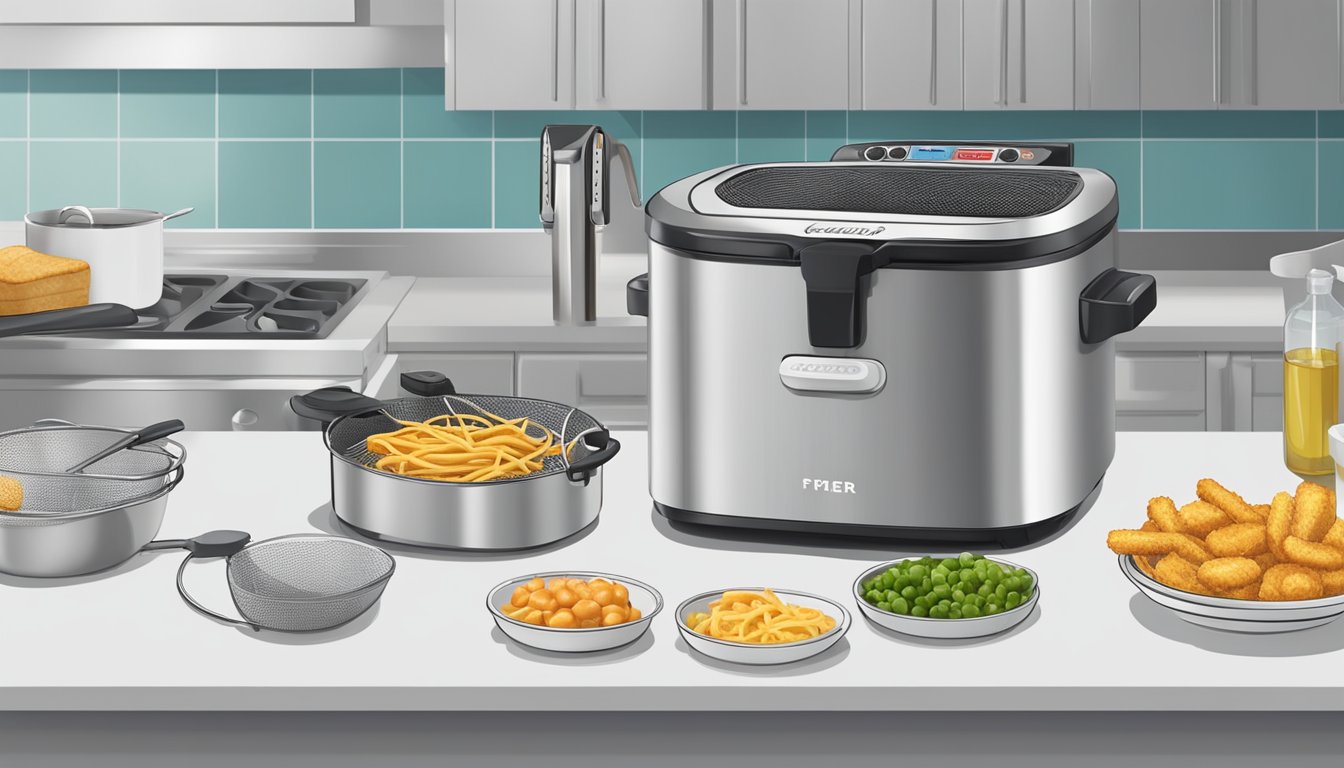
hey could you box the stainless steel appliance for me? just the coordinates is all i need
[0,268,412,431]
[541,124,641,324]
[628,143,1156,546]
[290,373,621,551]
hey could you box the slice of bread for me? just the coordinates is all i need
[0,245,90,316]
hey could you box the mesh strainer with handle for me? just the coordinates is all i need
[167,532,396,633]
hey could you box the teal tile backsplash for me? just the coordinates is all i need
[0,68,1341,231]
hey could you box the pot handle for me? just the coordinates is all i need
[142,530,259,632]
[400,371,456,397]
[174,554,261,632]
[627,274,649,317]
[289,386,385,426]
[565,435,621,485]
[1079,269,1157,344]
[57,205,94,225]
[0,303,139,339]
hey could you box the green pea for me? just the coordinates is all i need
[1006,591,1022,609]
[984,604,1001,615]
[977,584,992,597]
[879,573,895,590]
[892,597,910,615]
[931,571,947,586]
[948,607,963,619]
[962,604,981,618]
[958,552,976,567]
[939,558,959,571]
[933,584,951,599]
[1004,576,1021,592]
[1019,574,1035,591]
[900,585,918,600]
[865,590,881,603]
[995,584,1007,600]
[929,605,948,619]
[921,577,933,591]
[908,564,927,580]
[877,601,891,612]
[987,563,1004,580]
[911,605,929,617]
[938,599,951,608]
[952,589,966,602]
[895,575,912,591]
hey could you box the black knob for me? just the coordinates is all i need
[998,148,1020,163]
[886,146,908,160]
[401,371,457,397]
[862,145,886,162]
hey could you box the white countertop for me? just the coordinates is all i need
[388,268,1288,354]
[2,429,1341,712]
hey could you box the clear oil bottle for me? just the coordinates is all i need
[1284,269,1344,475]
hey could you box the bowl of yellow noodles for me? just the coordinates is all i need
[675,587,850,665]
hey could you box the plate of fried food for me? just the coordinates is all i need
[488,572,662,653]
[676,588,850,665]
[1107,478,1344,633]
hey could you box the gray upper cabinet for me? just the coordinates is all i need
[0,1,356,24]
[964,0,1075,109]
[1075,0,1139,108]
[712,0,850,110]
[854,0,963,109]
[450,0,576,109]
[1244,0,1341,108]
[575,0,708,109]
[1140,0,1220,109]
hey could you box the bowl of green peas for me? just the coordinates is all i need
[853,553,1039,639]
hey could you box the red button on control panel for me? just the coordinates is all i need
[954,149,995,161]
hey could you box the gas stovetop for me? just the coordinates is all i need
[83,274,369,339]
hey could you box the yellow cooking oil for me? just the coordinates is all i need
[1283,347,1339,475]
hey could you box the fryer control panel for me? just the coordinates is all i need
[831,141,1073,167]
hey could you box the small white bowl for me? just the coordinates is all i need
[853,558,1040,640]
[487,571,662,653]
[1120,555,1344,634]
[675,588,850,666]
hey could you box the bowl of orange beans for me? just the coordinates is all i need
[487,571,663,653]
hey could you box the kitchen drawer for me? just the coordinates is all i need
[1115,352,1206,412]
[384,353,515,398]
[1251,353,1285,432]
[1116,412,1208,432]
[516,353,648,429]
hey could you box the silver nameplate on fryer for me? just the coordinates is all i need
[778,356,886,394]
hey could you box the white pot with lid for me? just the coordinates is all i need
[24,205,193,309]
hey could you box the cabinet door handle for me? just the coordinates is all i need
[739,0,748,105]
[1212,0,1220,105]
[1249,0,1258,105]
[551,0,560,102]
[1018,0,1027,103]
[598,0,607,100]
[997,0,1008,104]
[929,0,938,105]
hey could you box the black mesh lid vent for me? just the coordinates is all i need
[712,166,1084,219]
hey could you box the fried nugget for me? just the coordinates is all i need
[1197,478,1263,523]
[1197,557,1261,590]
[1205,523,1268,558]
[1291,482,1336,542]
[1154,552,1202,591]
[1178,500,1234,537]
[1283,536,1344,570]
[0,476,21,512]
[1146,496,1184,533]
[1108,530,1211,563]
[1323,518,1344,551]
[1266,491,1294,560]
[1260,563,1325,601]
[1140,520,1160,533]
[1321,569,1344,597]
[1218,582,1262,600]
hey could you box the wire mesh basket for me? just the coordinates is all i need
[0,422,185,518]
[326,393,605,482]
[176,534,396,633]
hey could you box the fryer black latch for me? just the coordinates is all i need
[798,242,887,349]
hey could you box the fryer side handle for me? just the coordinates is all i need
[1079,268,1157,344]
[627,273,649,317]
[565,436,621,485]
[289,387,385,426]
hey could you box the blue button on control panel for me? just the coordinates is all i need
[908,145,955,161]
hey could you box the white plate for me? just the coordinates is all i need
[675,588,850,666]
[852,558,1039,640]
[1120,555,1344,634]
[487,571,662,653]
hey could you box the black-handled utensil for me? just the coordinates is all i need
[0,303,139,339]
[65,419,186,473]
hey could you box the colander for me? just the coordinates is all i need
[290,372,621,550]
[171,532,396,633]
[0,420,187,577]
